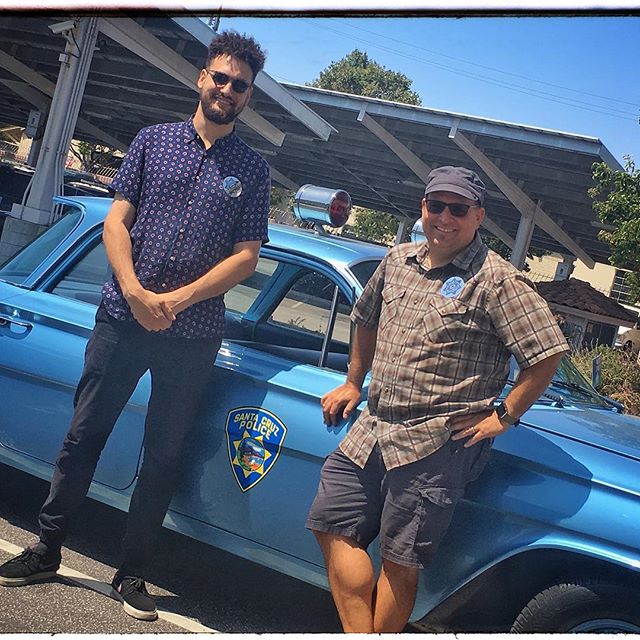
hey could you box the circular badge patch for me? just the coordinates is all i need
[223,176,243,198]
[440,276,465,298]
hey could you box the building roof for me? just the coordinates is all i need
[536,278,639,325]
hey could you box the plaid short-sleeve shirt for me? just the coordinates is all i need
[340,233,569,470]
[102,117,271,339]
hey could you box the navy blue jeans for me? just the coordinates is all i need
[38,304,221,577]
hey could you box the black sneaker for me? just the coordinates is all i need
[111,573,158,621]
[0,543,61,586]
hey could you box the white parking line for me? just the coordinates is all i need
[0,537,219,633]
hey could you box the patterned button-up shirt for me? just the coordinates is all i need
[103,117,270,338]
[340,233,569,470]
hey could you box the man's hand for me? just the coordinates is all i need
[125,287,175,331]
[449,409,510,447]
[321,382,362,426]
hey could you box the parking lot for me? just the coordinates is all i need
[0,463,342,633]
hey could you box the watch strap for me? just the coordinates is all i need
[496,402,519,427]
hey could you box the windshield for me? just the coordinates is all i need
[0,209,82,285]
[349,260,382,288]
[511,355,608,408]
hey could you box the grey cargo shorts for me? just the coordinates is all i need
[305,435,492,568]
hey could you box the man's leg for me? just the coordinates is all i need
[373,558,419,632]
[1,309,146,587]
[118,336,221,578]
[39,310,147,551]
[306,446,384,632]
[314,532,376,633]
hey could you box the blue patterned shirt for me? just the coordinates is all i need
[102,118,271,338]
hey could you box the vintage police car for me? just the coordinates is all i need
[1,194,640,633]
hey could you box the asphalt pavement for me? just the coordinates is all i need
[0,462,342,633]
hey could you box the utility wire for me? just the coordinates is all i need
[301,19,637,122]
[336,18,639,109]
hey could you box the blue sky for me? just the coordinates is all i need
[222,16,638,166]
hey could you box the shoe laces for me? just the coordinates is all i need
[120,576,149,595]
[12,548,45,571]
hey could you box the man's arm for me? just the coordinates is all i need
[321,323,377,426]
[157,240,261,316]
[103,193,174,332]
[450,351,564,447]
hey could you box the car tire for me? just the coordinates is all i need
[511,577,640,633]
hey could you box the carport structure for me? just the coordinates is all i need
[254,84,622,270]
[0,13,622,270]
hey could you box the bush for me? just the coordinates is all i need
[571,345,640,416]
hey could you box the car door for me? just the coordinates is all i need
[171,249,361,567]
[0,227,147,491]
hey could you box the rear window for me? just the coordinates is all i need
[350,260,382,288]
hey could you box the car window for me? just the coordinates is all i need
[51,241,112,306]
[269,270,352,345]
[225,256,278,315]
[349,259,382,288]
[0,209,82,284]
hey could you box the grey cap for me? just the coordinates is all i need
[424,166,486,206]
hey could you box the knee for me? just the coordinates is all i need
[381,557,419,588]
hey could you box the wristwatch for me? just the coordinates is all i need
[495,402,519,427]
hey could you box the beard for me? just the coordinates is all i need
[200,88,243,125]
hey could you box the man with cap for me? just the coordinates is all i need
[306,166,569,632]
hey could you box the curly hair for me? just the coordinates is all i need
[206,30,266,80]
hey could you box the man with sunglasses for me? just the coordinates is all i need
[0,31,270,621]
[307,166,569,632]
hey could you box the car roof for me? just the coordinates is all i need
[59,196,389,269]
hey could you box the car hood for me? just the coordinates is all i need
[524,404,640,461]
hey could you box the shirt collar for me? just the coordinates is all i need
[183,116,238,150]
[407,232,485,272]
[451,232,485,270]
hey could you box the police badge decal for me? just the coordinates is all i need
[226,407,288,492]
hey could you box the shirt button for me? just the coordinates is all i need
[414,299,419,305]
[179,228,185,233]
[187,200,193,205]
[170,256,176,261]
[161,283,167,288]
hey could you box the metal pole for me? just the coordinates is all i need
[11,16,98,225]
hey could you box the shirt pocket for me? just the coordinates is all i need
[380,285,406,331]
[422,296,470,343]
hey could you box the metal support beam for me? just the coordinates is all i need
[12,17,99,225]
[358,106,516,248]
[395,218,410,244]
[510,201,538,270]
[98,17,285,147]
[0,51,126,151]
[270,167,299,191]
[170,16,335,142]
[449,127,595,268]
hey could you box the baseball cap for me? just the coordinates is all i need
[424,166,486,206]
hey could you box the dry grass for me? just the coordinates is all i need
[571,346,640,416]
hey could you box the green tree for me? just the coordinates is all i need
[70,140,119,173]
[309,49,421,106]
[350,206,399,244]
[589,156,640,303]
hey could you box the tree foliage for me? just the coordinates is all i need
[589,156,640,304]
[70,141,119,173]
[350,207,399,244]
[309,49,421,106]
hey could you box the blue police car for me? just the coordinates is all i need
[1,193,639,632]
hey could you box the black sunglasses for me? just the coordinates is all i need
[426,199,480,218]
[206,70,251,94]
